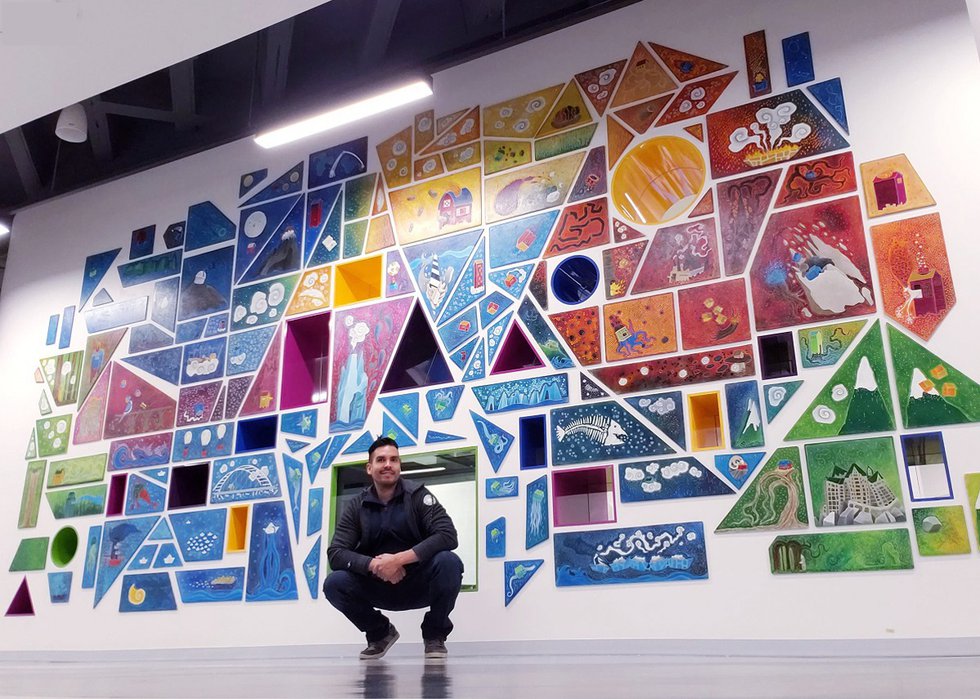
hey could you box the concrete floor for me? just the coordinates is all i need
[2,648,980,699]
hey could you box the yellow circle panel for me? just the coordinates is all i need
[611,136,706,226]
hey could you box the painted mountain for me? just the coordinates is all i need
[888,324,979,428]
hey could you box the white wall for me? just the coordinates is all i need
[2,0,980,651]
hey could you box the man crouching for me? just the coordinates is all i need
[323,437,463,661]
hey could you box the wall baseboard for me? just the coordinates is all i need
[2,637,980,664]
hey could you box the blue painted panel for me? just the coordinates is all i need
[554,522,708,587]
[618,457,733,502]
[176,566,245,603]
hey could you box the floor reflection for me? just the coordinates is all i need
[421,661,451,699]
[358,662,396,699]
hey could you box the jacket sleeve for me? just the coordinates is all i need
[411,488,459,562]
[327,498,373,575]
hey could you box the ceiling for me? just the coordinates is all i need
[0,0,643,218]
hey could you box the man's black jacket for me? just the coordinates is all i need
[327,478,458,575]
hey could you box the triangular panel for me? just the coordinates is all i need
[786,322,895,440]
[568,146,608,203]
[714,451,766,491]
[184,202,236,252]
[384,249,415,298]
[888,324,980,428]
[80,249,121,309]
[470,411,514,473]
[242,162,304,207]
[606,115,634,169]
[503,560,543,607]
[122,347,183,386]
[78,328,126,407]
[613,95,671,134]
[688,189,714,217]
[239,326,283,417]
[807,78,849,134]
[488,264,534,301]
[377,302,452,396]
[103,364,177,439]
[425,431,465,444]
[403,228,483,322]
[378,393,420,438]
[574,60,626,116]
[579,373,609,401]
[624,390,686,449]
[492,323,544,374]
[657,72,736,126]
[649,43,728,82]
[302,537,322,601]
[602,241,647,299]
[611,42,677,108]
[536,81,592,138]
[342,430,375,455]
[764,380,804,423]
[438,236,487,323]
[716,447,807,532]
[283,455,304,543]
[381,413,417,448]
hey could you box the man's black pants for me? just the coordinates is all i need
[323,551,464,642]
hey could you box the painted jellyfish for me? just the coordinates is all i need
[506,562,539,600]
[529,487,546,538]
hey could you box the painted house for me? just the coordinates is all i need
[438,188,473,228]
[908,267,947,316]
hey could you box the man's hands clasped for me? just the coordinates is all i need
[369,553,407,584]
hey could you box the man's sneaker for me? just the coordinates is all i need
[359,625,399,660]
[423,637,448,660]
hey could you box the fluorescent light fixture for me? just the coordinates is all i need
[255,78,432,149]
[0,222,8,236]
[402,466,446,476]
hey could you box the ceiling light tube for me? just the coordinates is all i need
[401,466,447,476]
[255,78,432,149]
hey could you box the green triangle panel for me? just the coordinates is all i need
[785,321,895,440]
[715,447,808,533]
[764,380,804,423]
[888,324,980,428]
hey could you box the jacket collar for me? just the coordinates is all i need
[363,478,420,504]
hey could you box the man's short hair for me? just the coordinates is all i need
[368,436,399,461]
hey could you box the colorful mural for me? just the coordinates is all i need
[7,15,977,629]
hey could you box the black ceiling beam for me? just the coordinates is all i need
[3,128,42,197]
[99,102,175,122]
[258,19,295,106]
[83,99,113,162]
[358,0,403,69]
[169,60,197,132]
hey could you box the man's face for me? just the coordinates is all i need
[366,445,401,488]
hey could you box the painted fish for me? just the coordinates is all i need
[555,414,627,446]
